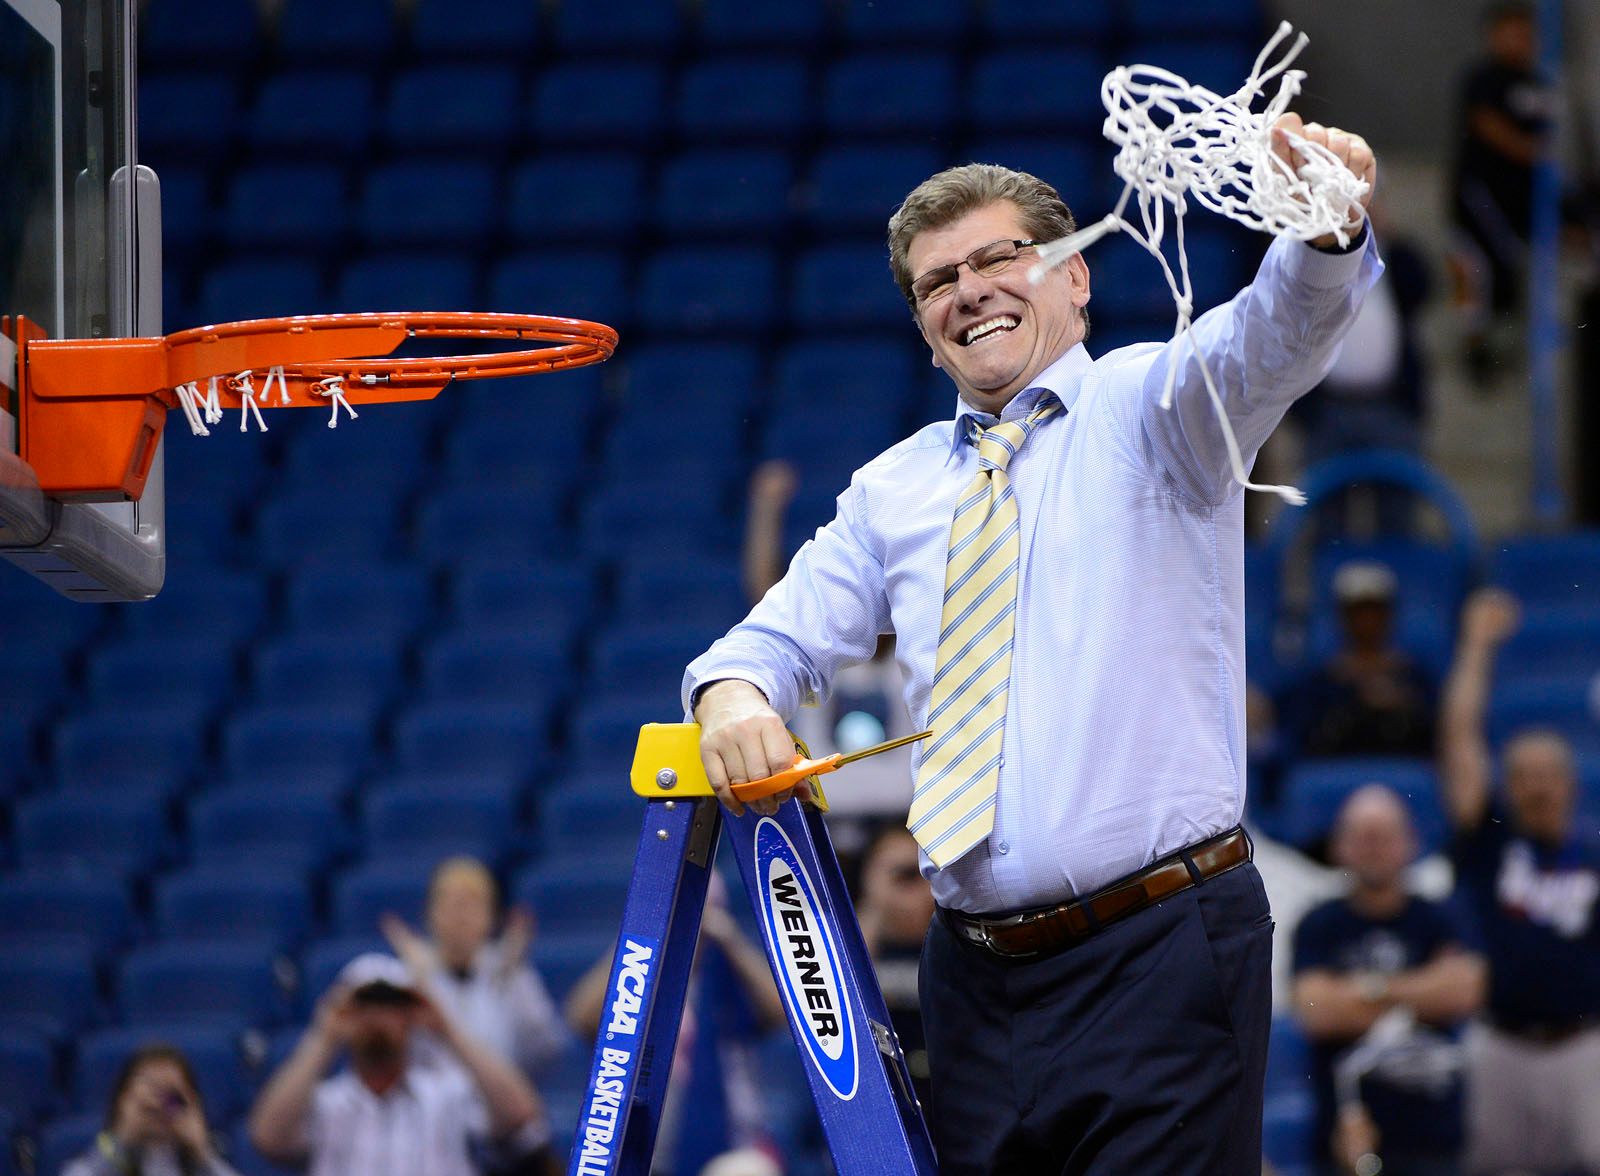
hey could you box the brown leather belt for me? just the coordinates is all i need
[943,826,1252,959]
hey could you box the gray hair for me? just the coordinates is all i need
[886,163,1081,312]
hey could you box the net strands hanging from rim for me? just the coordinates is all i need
[1027,21,1370,504]
[10,310,618,499]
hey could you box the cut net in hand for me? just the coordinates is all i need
[1029,21,1371,504]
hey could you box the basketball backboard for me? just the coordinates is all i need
[0,0,165,600]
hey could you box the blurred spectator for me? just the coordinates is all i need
[698,1148,781,1176]
[63,1043,240,1176]
[565,875,783,1176]
[1293,785,1485,1176]
[381,856,569,1079]
[1439,588,1600,1174]
[1278,561,1437,760]
[743,459,914,817]
[1448,0,1554,380]
[1293,204,1433,468]
[248,953,549,1176]
[854,823,935,1107]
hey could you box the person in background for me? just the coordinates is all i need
[1438,587,1600,1174]
[64,1044,241,1176]
[1293,785,1485,1176]
[853,823,936,1107]
[381,856,568,1081]
[565,874,784,1176]
[248,953,549,1176]
[1448,0,1554,381]
[1279,561,1436,763]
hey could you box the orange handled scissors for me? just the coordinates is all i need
[729,728,933,803]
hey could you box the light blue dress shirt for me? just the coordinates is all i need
[686,234,1383,914]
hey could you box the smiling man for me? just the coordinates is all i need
[685,114,1379,1174]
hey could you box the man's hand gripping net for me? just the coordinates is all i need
[1030,22,1371,504]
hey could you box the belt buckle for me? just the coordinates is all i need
[974,909,1044,959]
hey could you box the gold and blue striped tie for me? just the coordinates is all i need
[909,399,1061,868]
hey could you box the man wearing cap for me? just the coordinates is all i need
[1279,559,1437,763]
[248,953,549,1176]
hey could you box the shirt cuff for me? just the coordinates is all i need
[1287,224,1375,289]
[683,662,792,721]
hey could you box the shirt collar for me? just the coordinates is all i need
[947,342,1092,457]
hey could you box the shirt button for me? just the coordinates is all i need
[997,841,1010,855]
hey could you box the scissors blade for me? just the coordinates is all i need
[834,728,934,768]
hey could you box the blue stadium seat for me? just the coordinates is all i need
[419,630,572,706]
[250,632,403,713]
[965,136,1104,196]
[1492,532,1600,610]
[158,166,212,255]
[822,52,957,136]
[139,75,240,157]
[978,0,1115,41]
[297,935,390,1010]
[154,867,314,949]
[274,0,398,63]
[526,929,619,1006]
[971,49,1108,133]
[567,690,677,770]
[14,790,171,879]
[551,0,682,52]
[189,789,350,872]
[1124,39,1257,95]
[446,557,593,635]
[197,257,326,324]
[1279,758,1444,853]
[488,250,630,330]
[513,861,629,936]
[330,860,436,934]
[140,0,261,64]
[53,705,203,795]
[75,1022,250,1122]
[657,149,792,236]
[118,940,285,1027]
[359,161,498,246]
[30,1111,99,1176]
[412,481,569,565]
[614,555,747,628]
[588,621,729,697]
[275,402,437,486]
[0,639,71,733]
[617,340,761,413]
[220,163,348,250]
[411,0,540,58]
[1128,0,1264,37]
[773,338,916,411]
[334,252,478,311]
[115,565,267,646]
[840,0,967,43]
[364,781,521,862]
[384,65,520,149]
[85,635,239,709]
[760,408,900,492]
[578,481,726,562]
[790,245,913,331]
[674,58,811,140]
[0,875,134,954]
[250,72,378,155]
[637,247,777,333]
[804,144,942,231]
[1498,609,1600,682]
[252,490,400,568]
[283,560,432,640]
[222,704,378,789]
[391,699,550,779]
[542,783,641,856]
[505,153,646,241]
[0,942,99,1041]
[1487,675,1598,747]
[0,714,33,798]
[530,63,668,144]
[696,0,825,48]
[0,1027,55,1122]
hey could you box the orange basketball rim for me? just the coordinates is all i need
[3,310,619,502]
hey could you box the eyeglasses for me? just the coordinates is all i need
[910,239,1040,306]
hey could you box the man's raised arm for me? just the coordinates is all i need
[1439,588,1521,832]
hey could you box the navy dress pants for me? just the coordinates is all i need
[919,861,1274,1175]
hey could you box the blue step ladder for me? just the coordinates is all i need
[566,723,939,1176]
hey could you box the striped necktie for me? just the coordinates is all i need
[909,398,1062,868]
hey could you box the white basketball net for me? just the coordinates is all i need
[1029,21,1369,504]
